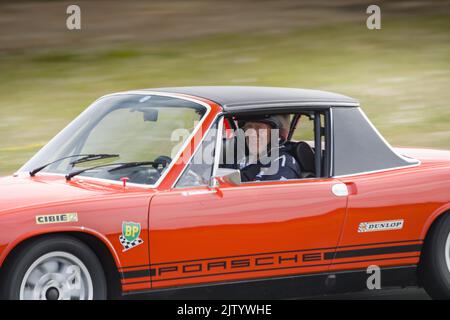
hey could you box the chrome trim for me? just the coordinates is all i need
[170,114,221,189]
[332,183,349,197]
[211,117,224,178]
[332,162,421,179]
[224,101,360,111]
[329,107,334,177]
[214,177,337,189]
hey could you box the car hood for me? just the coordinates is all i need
[0,174,154,214]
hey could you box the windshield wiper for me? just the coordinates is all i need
[29,153,119,177]
[107,161,157,172]
[65,161,156,181]
[66,161,155,181]
[69,154,120,165]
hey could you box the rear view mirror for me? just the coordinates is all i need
[211,168,241,187]
[131,107,159,122]
[142,108,158,122]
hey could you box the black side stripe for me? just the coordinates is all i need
[123,255,420,286]
[119,239,423,270]
[122,269,156,279]
[324,244,422,260]
[121,244,422,281]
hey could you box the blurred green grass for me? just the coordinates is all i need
[0,13,449,176]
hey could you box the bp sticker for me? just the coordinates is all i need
[119,221,144,252]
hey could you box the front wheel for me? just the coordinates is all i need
[1,235,107,300]
[419,213,450,299]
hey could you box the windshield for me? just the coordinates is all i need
[19,94,208,186]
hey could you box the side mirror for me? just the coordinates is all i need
[210,168,241,187]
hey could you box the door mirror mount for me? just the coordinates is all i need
[210,168,241,187]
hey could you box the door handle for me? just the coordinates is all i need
[344,182,358,195]
[331,183,349,197]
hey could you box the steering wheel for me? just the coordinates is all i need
[152,156,172,172]
[110,156,172,185]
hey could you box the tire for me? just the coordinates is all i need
[419,213,450,299]
[0,234,107,300]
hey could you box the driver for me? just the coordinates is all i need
[238,115,301,182]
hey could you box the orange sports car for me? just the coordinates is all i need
[0,86,449,300]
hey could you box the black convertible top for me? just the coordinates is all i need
[147,86,418,176]
[147,86,359,111]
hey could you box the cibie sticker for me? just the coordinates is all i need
[358,219,404,233]
[36,213,78,225]
[119,221,144,252]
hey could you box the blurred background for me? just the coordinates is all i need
[0,0,449,176]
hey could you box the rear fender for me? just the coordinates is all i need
[420,203,450,239]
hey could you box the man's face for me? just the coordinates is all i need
[242,121,272,157]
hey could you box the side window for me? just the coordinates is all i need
[291,112,328,178]
[292,114,314,142]
[175,122,218,188]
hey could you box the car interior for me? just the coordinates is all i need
[220,110,330,181]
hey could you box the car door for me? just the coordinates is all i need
[148,117,348,290]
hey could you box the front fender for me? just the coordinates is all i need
[0,225,122,270]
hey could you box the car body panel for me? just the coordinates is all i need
[146,178,347,290]
[327,149,450,274]
[0,87,448,298]
[0,175,154,271]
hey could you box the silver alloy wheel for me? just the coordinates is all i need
[19,251,94,300]
[446,231,450,274]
